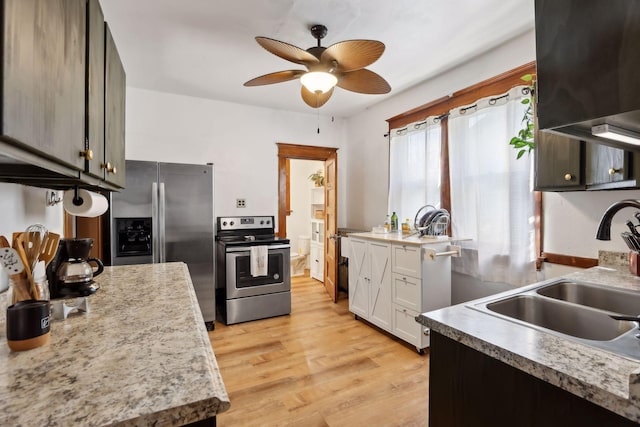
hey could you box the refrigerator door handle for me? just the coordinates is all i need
[152,182,159,263]
[159,182,166,263]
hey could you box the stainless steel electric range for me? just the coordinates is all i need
[215,216,291,325]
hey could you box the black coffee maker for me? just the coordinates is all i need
[47,238,104,299]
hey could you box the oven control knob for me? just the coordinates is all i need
[222,221,227,226]
[266,220,270,224]
[260,220,264,225]
[230,221,235,226]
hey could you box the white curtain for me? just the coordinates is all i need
[388,119,441,224]
[448,86,536,286]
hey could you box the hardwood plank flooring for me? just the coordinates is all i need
[209,274,429,426]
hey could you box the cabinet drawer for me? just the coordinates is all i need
[392,244,421,278]
[392,304,429,348]
[392,273,421,311]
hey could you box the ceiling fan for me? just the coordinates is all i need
[244,24,391,108]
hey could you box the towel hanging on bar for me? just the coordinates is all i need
[250,246,268,277]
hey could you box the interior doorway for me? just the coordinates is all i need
[287,158,325,282]
[277,143,339,302]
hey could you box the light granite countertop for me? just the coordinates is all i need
[0,262,230,426]
[417,259,640,422]
[347,231,465,246]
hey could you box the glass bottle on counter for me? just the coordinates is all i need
[383,215,391,232]
[390,212,398,232]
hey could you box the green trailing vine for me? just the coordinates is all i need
[509,74,535,159]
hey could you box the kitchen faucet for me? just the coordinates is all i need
[596,199,640,240]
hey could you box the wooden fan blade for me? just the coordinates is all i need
[301,86,333,108]
[256,37,320,65]
[337,69,391,94]
[244,70,306,86]
[321,40,385,72]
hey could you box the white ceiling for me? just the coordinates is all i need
[100,0,535,118]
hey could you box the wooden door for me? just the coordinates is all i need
[324,151,338,302]
[276,143,339,303]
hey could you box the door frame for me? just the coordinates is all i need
[276,143,338,238]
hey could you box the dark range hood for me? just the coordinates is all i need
[535,0,640,150]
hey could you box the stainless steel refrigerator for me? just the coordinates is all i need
[107,160,215,329]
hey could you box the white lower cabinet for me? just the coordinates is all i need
[348,237,392,331]
[392,304,429,348]
[310,242,324,282]
[349,236,451,353]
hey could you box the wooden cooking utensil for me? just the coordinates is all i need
[14,234,37,299]
[0,247,32,303]
[0,235,10,248]
[39,232,60,267]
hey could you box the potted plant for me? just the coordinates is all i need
[509,74,536,159]
[308,170,324,187]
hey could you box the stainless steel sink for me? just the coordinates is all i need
[537,281,640,316]
[469,279,640,360]
[487,295,634,341]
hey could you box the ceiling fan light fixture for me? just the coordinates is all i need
[300,71,338,94]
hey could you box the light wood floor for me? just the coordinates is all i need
[209,273,430,427]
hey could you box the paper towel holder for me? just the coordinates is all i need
[71,186,84,206]
[50,186,85,207]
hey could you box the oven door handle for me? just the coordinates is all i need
[225,244,290,253]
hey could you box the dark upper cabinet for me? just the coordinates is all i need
[585,144,628,188]
[535,0,640,150]
[535,129,640,192]
[1,0,86,173]
[86,0,106,180]
[534,131,584,191]
[104,24,126,188]
[0,0,126,190]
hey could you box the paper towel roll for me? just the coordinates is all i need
[63,189,109,217]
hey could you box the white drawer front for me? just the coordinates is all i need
[392,304,427,347]
[392,244,421,278]
[392,273,421,311]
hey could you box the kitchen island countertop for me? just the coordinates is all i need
[347,231,466,246]
[417,264,640,422]
[0,262,230,426]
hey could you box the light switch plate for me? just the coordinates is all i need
[236,198,246,208]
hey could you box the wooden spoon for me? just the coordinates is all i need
[14,234,37,299]
[39,232,60,267]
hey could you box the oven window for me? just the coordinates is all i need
[234,252,284,288]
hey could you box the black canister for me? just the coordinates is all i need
[6,300,50,351]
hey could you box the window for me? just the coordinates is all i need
[448,86,536,285]
[388,120,441,223]
[387,62,539,286]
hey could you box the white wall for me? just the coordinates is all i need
[286,159,323,257]
[125,88,348,230]
[0,183,65,290]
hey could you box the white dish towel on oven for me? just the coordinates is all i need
[250,245,268,277]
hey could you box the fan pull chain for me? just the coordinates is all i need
[317,96,320,134]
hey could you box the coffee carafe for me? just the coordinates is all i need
[47,238,104,299]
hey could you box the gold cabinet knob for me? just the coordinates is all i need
[80,149,93,160]
[564,173,573,181]
[609,168,621,176]
[101,162,117,174]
